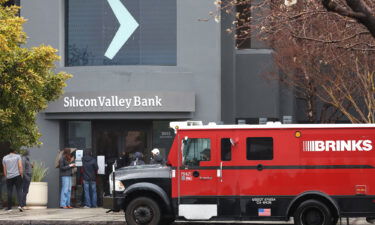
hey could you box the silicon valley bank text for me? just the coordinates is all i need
[63,96,162,108]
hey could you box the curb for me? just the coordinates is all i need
[0,221,125,225]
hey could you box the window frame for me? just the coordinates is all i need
[246,137,274,160]
[221,138,232,161]
[181,137,212,167]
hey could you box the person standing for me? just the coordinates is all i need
[59,148,75,209]
[82,151,98,208]
[2,147,23,211]
[117,151,130,168]
[21,151,32,209]
[150,148,165,165]
[130,152,145,166]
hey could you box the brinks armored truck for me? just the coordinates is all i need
[106,121,375,225]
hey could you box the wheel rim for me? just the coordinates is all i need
[301,207,325,225]
[133,205,154,224]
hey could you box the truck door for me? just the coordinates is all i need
[240,135,275,217]
[177,134,218,220]
[216,136,241,217]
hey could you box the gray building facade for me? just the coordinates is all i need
[20,0,294,207]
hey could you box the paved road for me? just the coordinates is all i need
[0,208,371,225]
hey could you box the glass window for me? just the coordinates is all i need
[221,138,232,161]
[246,137,273,160]
[65,0,176,66]
[182,138,211,167]
[66,121,92,150]
[152,121,175,160]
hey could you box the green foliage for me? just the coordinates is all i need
[0,2,72,149]
[31,161,48,182]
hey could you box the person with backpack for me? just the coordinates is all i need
[59,148,75,209]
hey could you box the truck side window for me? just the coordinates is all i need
[183,138,211,166]
[221,138,232,161]
[246,137,273,160]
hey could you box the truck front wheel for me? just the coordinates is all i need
[125,197,161,225]
[294,200,333,225]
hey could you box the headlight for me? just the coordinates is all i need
[115,180,125,192]
[109,173,125,192]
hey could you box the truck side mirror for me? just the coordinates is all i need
[182,136,189,144]
[230,138,237,146]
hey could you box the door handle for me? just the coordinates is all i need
[199,176,212,180]
[257,164,263,171]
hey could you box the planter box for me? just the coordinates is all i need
[26,182,48,209]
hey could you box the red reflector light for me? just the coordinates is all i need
[355,185,367,195]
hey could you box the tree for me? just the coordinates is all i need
[321,0,375,38]
[219,0,375,123]
[0,1,72,149]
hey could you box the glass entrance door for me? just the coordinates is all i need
[92,120,152,200]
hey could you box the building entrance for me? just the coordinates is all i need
[92,120,152,196]
[64,119,175,206]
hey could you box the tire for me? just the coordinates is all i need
[366,217,375,224]
[294,200,333,225]
[125,197,161,225]
[332,216,338,225]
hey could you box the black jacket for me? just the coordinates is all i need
[82,155,98,181]
[150,155,165,165]
[59,157,72,177]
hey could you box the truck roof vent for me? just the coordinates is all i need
[170,121,203,132]
[266,121,282,126]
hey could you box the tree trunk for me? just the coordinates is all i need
[322,0,375,38]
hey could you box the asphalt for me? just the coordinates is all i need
[0,207,371,225]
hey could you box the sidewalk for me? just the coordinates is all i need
[0,208,125,225]
[0,207,371,225]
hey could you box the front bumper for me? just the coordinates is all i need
[103,193,125,212]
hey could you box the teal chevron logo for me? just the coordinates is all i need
[105,0,139,59]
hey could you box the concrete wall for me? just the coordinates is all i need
[235,50,279,119]
[221,15,295,123]
[22,0,221,207]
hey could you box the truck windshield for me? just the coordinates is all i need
[182,138,211,167]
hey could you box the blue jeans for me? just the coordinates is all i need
[83,180,97,207]
[60,176,72,207]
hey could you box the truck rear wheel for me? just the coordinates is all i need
[294,200,333,225]
[125,197,161,225]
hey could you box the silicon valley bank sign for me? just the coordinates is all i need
[45,92,195,113]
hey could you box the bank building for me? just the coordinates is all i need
[15,0,296,207]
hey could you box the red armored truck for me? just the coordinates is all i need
[108,121,375,225]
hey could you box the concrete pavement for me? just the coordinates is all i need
[0,208,124,225]
[0,207,372,225]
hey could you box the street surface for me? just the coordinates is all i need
[0,207,371,225]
